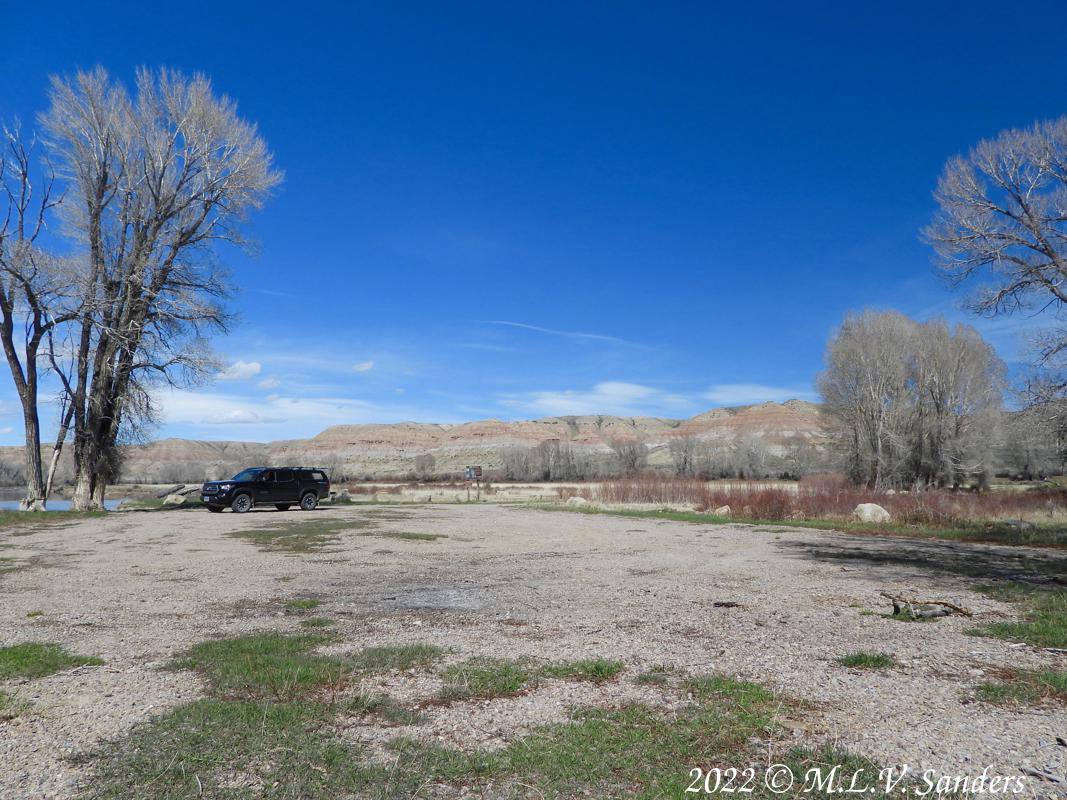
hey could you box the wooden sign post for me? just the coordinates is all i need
[464,466,483,501]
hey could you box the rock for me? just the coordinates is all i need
[853,503,890,523]
[1005,519,1036,532]
[566,496,589,507]
[713,505,731,515]
[162,493,186,506]
[884,488,897,495]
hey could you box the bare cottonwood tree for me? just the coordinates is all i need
[40,67,281,509]
[609,439,648,477]
[668,435,699,477]
[818,311,1005,488]
[925,116,1067,398]
[414,453,436,481]
[0,125,75,509]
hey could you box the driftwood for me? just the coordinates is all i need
[879,591,973,618]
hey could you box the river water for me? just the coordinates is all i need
[0,490,126,511]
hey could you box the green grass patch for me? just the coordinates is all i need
[634,664,673,685]
[0,642,103,679]
[351,644,444,673]
[171,634,445,704]
[540,658,624,682]
[438,658,532,700]
[439,657,626,701]
[170,633,346,702]
[337,692,425,725]
[226,519,369,554]
[0,689,29,720]
[299,617,335,629]
[835,651,895,669]
[285,598,323,612]
[976,669,1067,705]
[970,582,1067,648]
[25,610,45,618]
[80,636,886,800]
[0,509,107,534]
[78,698,377,800]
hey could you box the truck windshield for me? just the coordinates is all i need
[231,468,264,482]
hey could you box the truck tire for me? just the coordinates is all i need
[231,493,252,513]
[300,492,317,511]
[275,504,291,511]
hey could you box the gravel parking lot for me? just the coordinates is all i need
[0,503,1063,798]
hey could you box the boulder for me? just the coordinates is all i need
[566,496,589,507]
[162,493,186,506]
[713,505,731,515]
[853,503,890,523]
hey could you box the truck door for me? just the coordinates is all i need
[274,469,298,502]
[256,470,276,504]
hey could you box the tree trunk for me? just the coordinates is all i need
[44,404,75,502]
[70,447,99,511]
[18,406,45,511]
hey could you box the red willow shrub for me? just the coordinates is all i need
[589,474,1067,524]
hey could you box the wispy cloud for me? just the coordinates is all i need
[483,320,630,345]
[250,288,298,299]
[353,360,375,373]
[704,383,815,405]
[217,360,262,381]
[154,387,462,439]
[500,381,691,417]
[258,377,280,389]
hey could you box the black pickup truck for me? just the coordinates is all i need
[200,467,330,513]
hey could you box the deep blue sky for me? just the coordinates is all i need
[1,1,1064,442]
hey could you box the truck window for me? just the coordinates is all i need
[276,469,294,482]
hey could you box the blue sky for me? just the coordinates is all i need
[1,1,1065,443]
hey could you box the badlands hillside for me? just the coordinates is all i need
[121,399,826,482]
[0,400,826,485]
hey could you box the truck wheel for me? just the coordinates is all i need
[231,494,252,513]
[300,492,317,511]
[275,504,291,511]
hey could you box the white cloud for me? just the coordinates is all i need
[0,426,12,434]
[703,383,816,405]
[258,377,280,389]
[500,381,691,417]
[217,360,262,381]
[353,360,375,373]
[153,387,460,439]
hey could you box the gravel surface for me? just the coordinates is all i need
[0,503,1064,797]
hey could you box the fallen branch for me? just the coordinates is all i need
[879,591,973,618]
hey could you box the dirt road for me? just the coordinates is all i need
[0,504,1063,797]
